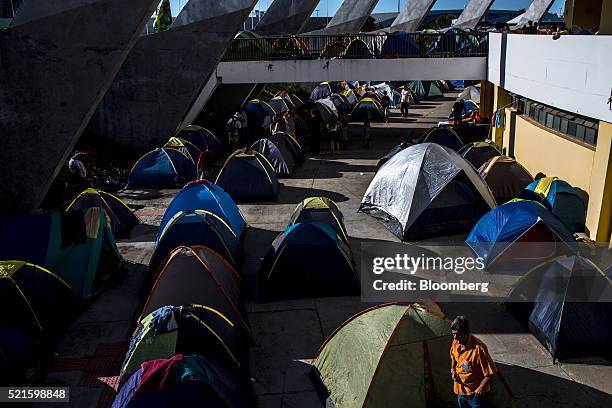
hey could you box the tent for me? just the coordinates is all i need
[272,36,309,57]
[289,197,348,243]
[113,355,251,408]
[269,132,305,166]
[376,141,413,172]
[458,141,501,170]
[224,30,273,60]
[268,96,291,114]
[142,246,249,333]
[159,179,246,241]
[479,156,534,205]
[320,37,351,59]
[341,89,358,105]
[361,144,496,240]
[458,86,481,104]
[275,91,304,110]
[507,256,612,359]
[163,137,202,164]
[150,210,242,274]
[0,323,43,384]
[261,222,358,300]
[329,93,352,114]
[350,98,385,122]
[436,80,451,92]
[521,177,587,234]
[66,188,139,239]
[0,210,122,299]
[0,261,78,337]
[127,148,196,189]
[408,80,445,99]
[175,125,221,158]
[215,150,279,202]
[419,126,465,151]
[316,99,339,124]
[121,305,248,380]
[310,82,343,101]
[310,303,514,408]
[380,32,420,57]
[466,199,576,268]
[243,99,276,122]
[251,138,293,177]
[342,39,373,58]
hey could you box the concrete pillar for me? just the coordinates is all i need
[0,0,158,213]
[310,0,379,34]
[586,121,612,242]
[453,0,495,29]
[390,0,437,33]
[255,0,320,35]
[600,0,612,34]
[88,0,257,149]
[479,80,495,122]
[508,0,556,27]
[492,85,511,149]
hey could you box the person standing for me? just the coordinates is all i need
[307,109,322,155]
[226,112,242,150]
[329,115,341,156]
[450,316,497,408]
[400,88,411,118]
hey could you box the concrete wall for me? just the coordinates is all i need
[0,0,158,212]
[508,0,555,26]
[215,57,487,84]
[255,0,320,35]
[488,33,612,123]
[88,0,256,149]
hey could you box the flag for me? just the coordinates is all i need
[153,0,172,33]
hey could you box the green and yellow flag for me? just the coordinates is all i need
[153,0,172,33]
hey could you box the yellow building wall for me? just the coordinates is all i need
[492,85,511,148]
[600,0,612,34]
[503,114,596,194]
[565,0,604,31]
[585,121,612,242]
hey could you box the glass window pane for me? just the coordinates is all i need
[560,119,569,134]
[546,114,554,128]
[576,125,586,141]
[585,128,596,145]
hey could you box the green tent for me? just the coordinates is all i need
[408,80,445,99]
[224,31,273,60]
[311,303,514,408]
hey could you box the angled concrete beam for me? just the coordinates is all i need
[310,0,380,34]
[390,0,437,33]
[453,0,495,29]
[507,0,555,27]
[88,0,257,149]
[255,0,320,35]
[0,0,158,213]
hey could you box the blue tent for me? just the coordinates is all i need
[251,138,293,177]
[127,148,196,189]
[150,210,242,274]
[216,150,279,202]
[159,180,246,241]
[521,178,587,234]
[466,200,575,267]
[261,222,358,300]
[507,256,612,359]
[243,99,276,122]
[380,32,420,57]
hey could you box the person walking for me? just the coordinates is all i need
[329,115,341,156]
[226,112,242,150]
[400,88,411,118]
[450,316,497,408]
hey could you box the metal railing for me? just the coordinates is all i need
[222,32,488,62]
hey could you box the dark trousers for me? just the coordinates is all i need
[310,131,320,154]
[458,394,487,408]
[400,102,409,117]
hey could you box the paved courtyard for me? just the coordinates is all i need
[37,97,612,407]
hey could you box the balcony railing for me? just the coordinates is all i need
[222,32,488,62]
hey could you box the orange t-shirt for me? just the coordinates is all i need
[450,335,497,395]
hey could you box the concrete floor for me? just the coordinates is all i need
[37,97,612,407]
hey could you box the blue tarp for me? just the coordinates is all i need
[127,148,196,189]
[466,200,575,266]
[380,32,420,57]
[158,180,246,240]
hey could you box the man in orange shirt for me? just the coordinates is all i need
[450,316,497,408]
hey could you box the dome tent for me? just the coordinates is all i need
[127,148,196,189]
[251,138,293,177]
[289,197,349,244]
[479,156,534,205]
[458,141,501,170]
[215,150,279,202]
[310,303,513,408]
[419,126,464,151]
[66,188,139,238]
[361,144,496,240]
